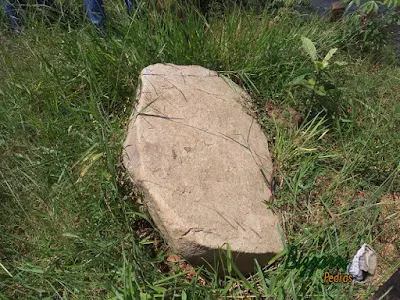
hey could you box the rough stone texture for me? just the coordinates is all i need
[123,64,283,274]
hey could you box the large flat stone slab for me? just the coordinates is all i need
[123,64,283,274]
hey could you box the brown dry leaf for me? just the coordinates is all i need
[185,264,196,279]
[166,254,181,263]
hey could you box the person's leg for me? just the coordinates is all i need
[124,0,132,15]
[1,0,22,31]
[84,0,105,26]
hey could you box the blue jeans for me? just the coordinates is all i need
[1,0,21,30]
[1,0,54,31]
[85,0,134,26]
[1,0,134,30]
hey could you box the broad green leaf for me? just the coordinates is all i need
[372,1,379,12]
[301,37,317,61]
[181,290,187,300]
[140,293,151,300]
[323,48,337,64]
[361,1,379,13]
[290,75,309,86]
[383,0,393,8]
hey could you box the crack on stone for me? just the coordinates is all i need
[143,64,217,78]
[139,74,258,155]
[142,180,186,196]
[246,118,254,147]
[157,88,178,109]
[184,81,229,99]
[146,117,253,152]
[212,95,228,102]
[143,99,167,116]
[181,227,216,239]
[142,66,219,104]
[138,111,258,157]
[259,168,272,190]
[216,131,250,151]
[141,77,185,115]
[242,118,273,187]
[142,180,175,192]
[123,143,134,152]
[165,63,185,74]
[138,113,183,121]
[143,73,217,77]
[131,95,164,124]
[181,227,204,237]
[124,144,134,165]
[141,116,155,129]
[165,78,189,102]
[212,209,237,230]
[142,75,161,98]
[234,219,247,232]
[250,228,262,238]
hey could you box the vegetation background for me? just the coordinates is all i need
[0,0,399,298]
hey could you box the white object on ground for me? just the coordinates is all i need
[347,243,377,282]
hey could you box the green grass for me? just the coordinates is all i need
[1,1,399,299]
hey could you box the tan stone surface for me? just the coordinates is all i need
[123,64,283,274]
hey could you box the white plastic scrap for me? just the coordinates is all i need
[347,243,377,282]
